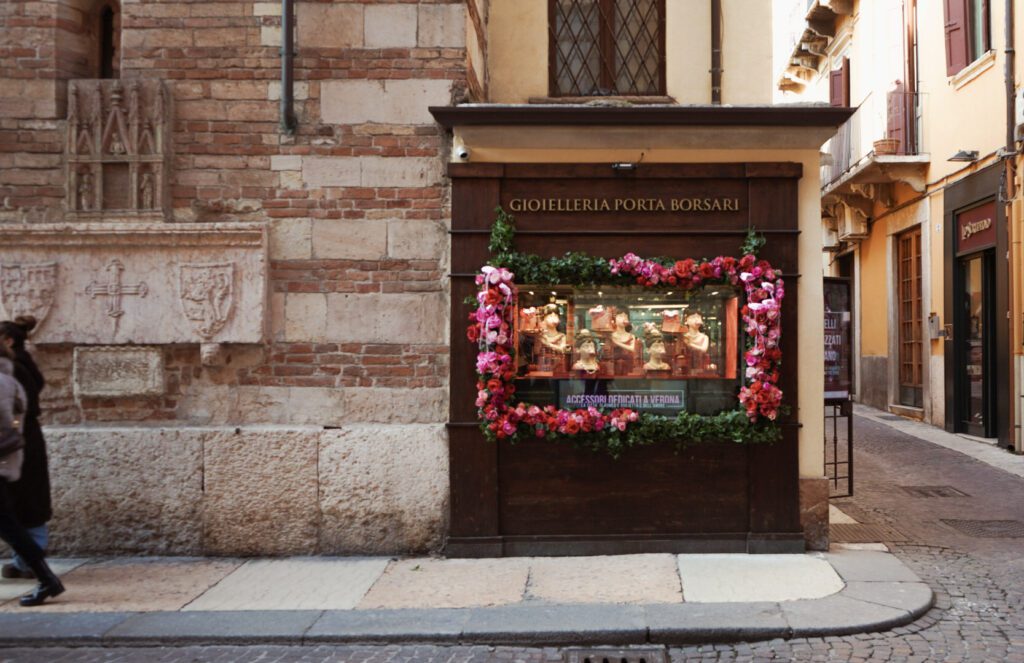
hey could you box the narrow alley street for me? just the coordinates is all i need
[3,414,1024,662]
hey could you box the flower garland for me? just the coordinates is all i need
[469,251,786,453]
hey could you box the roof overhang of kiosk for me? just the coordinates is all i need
[429,105,856,158]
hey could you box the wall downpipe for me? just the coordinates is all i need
[280,0,297,134]
[1004,0,1020,451]
[710,0,722,104]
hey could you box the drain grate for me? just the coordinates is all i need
[830,523,907,543]
[899,485,970,498]
[940,519,1024,538]
[564,648,667,663]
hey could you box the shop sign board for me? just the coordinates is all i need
[824,277,852,400]
[957,202,996,254]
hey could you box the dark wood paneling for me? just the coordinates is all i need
[448,162,806,554]
[498,442,749,535]
[447,426,499,538]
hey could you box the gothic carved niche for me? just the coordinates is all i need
[66,79,169,220]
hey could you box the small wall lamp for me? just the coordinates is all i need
[948,149,979,162]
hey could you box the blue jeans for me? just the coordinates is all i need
[12,524,47,571]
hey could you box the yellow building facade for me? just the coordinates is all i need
[779,0,1023,451]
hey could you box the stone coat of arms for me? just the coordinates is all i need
[0,262,58,330]
[178,262,235,339]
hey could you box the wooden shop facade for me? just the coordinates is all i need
[433,105,854,557]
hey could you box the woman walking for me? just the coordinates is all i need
[0,342,63,606]
[0,317,52,580]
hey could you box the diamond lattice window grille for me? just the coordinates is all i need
[549,0,665,97]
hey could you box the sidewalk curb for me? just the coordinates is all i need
[0,587,934,646]
[0,551,934,647]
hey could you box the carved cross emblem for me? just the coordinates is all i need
[85,259,148,323]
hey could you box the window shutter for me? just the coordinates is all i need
[886,80,906,154]
[943,0,969,75]
[829,69,844,107]
[830,57,850,107]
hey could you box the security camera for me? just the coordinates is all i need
[455,145,470,160]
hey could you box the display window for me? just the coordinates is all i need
[514,286,740,415]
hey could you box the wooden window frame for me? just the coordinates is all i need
[548,0,667,98]
[944,0,991,76]
[897,226,923,408]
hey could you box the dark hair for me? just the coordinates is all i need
[0,342,12,361]
[0,316,33,349]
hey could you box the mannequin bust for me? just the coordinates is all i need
[682,311,710,353]
[643,323,671,371]
[610,311,638,353]
[539,304,570,354]
[572,329,600,373]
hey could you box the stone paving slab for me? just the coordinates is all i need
[359,558,530,609]
[824,549,923,583]
[0,611,130,645]
[840,580,935,615]
[644,602,789,643]
[184,558,388,611]
[105,610,323,645]
[781,594,918,637]
[0,559,88,601]
[677,554,845,602]
[526,554,681,604]
[0,558,241,613]
[306,608,470,643]
[459,604,649,645]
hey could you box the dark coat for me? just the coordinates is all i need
[8,349,51,528]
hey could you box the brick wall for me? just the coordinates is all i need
[3,0,466,427]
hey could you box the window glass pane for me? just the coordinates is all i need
[516,285,740,415]
[554,0,600,95]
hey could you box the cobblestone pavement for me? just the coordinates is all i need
[3,415,1024,662]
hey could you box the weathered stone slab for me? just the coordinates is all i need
[359,558,528,609]
[0,612,131,645]
[677,554,844,602]
[73,346,164,398]
[0,223,268,344]
[527,554,682,604]
[47,428,204,554]
[418,4,466,47]
[319,425,448,554]
[324,292,448,344]
[202,429,319,555]
[311,218,387,260]
[387,219,448,260]
[645,602,789,643]
[782,594,911,637]
[306,608,470,642]
[321,80,452,126]
[0,558,240,613]
[364,4,417,48]
[183,558,389,611]
[302,156,442,188]
[297,3,363,49]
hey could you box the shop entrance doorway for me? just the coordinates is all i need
[956,250,995,437]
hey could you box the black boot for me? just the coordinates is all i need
[19,559,63,607]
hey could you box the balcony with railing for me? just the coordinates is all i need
[820,85,929,244]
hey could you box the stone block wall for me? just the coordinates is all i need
[1,0,466,554]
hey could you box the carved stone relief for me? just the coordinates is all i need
[73,346,165,398]
[67,80,169,220]
[178,262,236,340]
[0,223,267,345]
[0,262,58,331]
